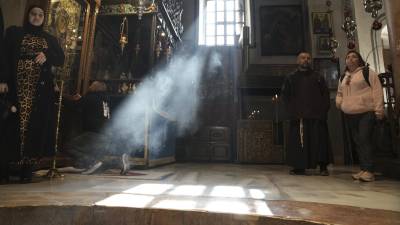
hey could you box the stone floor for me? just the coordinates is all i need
[0,163,399,225]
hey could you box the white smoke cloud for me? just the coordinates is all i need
[105,47,222,156]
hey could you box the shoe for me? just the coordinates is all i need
[352,171,364,180]
[359,171,375,182]
[319,170,329,176]
[82,161,103,175]
[120,153,131,175]
[289,169,306,175]
[58,167,86,173]
[19,160,34,183]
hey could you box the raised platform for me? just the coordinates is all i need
[0,163,399,225]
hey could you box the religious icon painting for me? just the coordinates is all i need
[317,35,331,54]
[260,5,305,56]
[312,12,333,34]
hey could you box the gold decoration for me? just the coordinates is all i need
[46,0,82,80]
[120,16,129,53]
[99,3,157,16]
[46,80,65,179]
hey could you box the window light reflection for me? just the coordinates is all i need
[206,201,250,214]
[152,200,197,210]
[95,194,154,208]
[169,185,207,196]
[123,184,173,195]
[254,200,273,216]
[249,189,266,199]
[210,186,246,198]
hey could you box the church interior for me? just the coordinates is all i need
[0,0,400,224]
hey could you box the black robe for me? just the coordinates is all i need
[0,7,6,178]
[0,7,3,39]
[0,26,65,161]
[281,69,333,169]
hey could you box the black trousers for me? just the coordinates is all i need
[64,132,115,168]
[63,131,134,169]
[344,112,375,172]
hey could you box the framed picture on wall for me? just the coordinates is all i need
[313,58,340,89]
[312,12,332,34]
[259,5,305,56]
[317,35,331,54]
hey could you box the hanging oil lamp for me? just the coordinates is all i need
[324,0,338,61]
[341,16,357,49]
[165,43,172,61]
[130,0,156,20]
[155,41,162,59]
[363,0,383,30]
[119,16,129,53]
[329,38,339,62]
[135,43,141,56]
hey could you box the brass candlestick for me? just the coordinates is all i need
[46,80,64,179]
[120,16,129,53]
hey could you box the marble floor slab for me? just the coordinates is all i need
[0,163,399,225]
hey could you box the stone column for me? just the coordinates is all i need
[384,0,400,112]
[1,0,27,28]
[353,0,386,72]
[384,0,400,161]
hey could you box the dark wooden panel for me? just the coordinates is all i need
[185,141,211,161]
[237,120,284,164]
[186,126,231,161]
[211,143,230,161]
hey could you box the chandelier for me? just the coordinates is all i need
[363,0,383,30]
[363,0,383,18]
[324,0,339,61]
[342,16,357,49]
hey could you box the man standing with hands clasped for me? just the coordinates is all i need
[281,52,333,176]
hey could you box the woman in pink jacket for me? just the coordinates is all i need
[336,50,384,182]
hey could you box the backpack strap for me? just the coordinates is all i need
[363,65,370,87]
[340,65,370,86]
[340,73,345,83]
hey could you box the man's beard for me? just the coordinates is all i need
[299,63,311,70]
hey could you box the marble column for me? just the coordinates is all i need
[0,0,26,28]
[384,0,400,112]
[384,0,400,159]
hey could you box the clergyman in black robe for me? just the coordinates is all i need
[281,52,333,175]
[0,5,7,183]
[0,5,64,182]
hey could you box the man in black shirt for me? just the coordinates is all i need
[281,52,333,175]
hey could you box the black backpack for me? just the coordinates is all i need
[340,65,371,86]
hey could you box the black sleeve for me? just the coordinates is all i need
[281,74,292,105]
[63,95,83,109]
[318,75,331,113]
[45,34,65,67]
[0,7,3,39]
[0,7,4,82]
[0,26,18,83]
